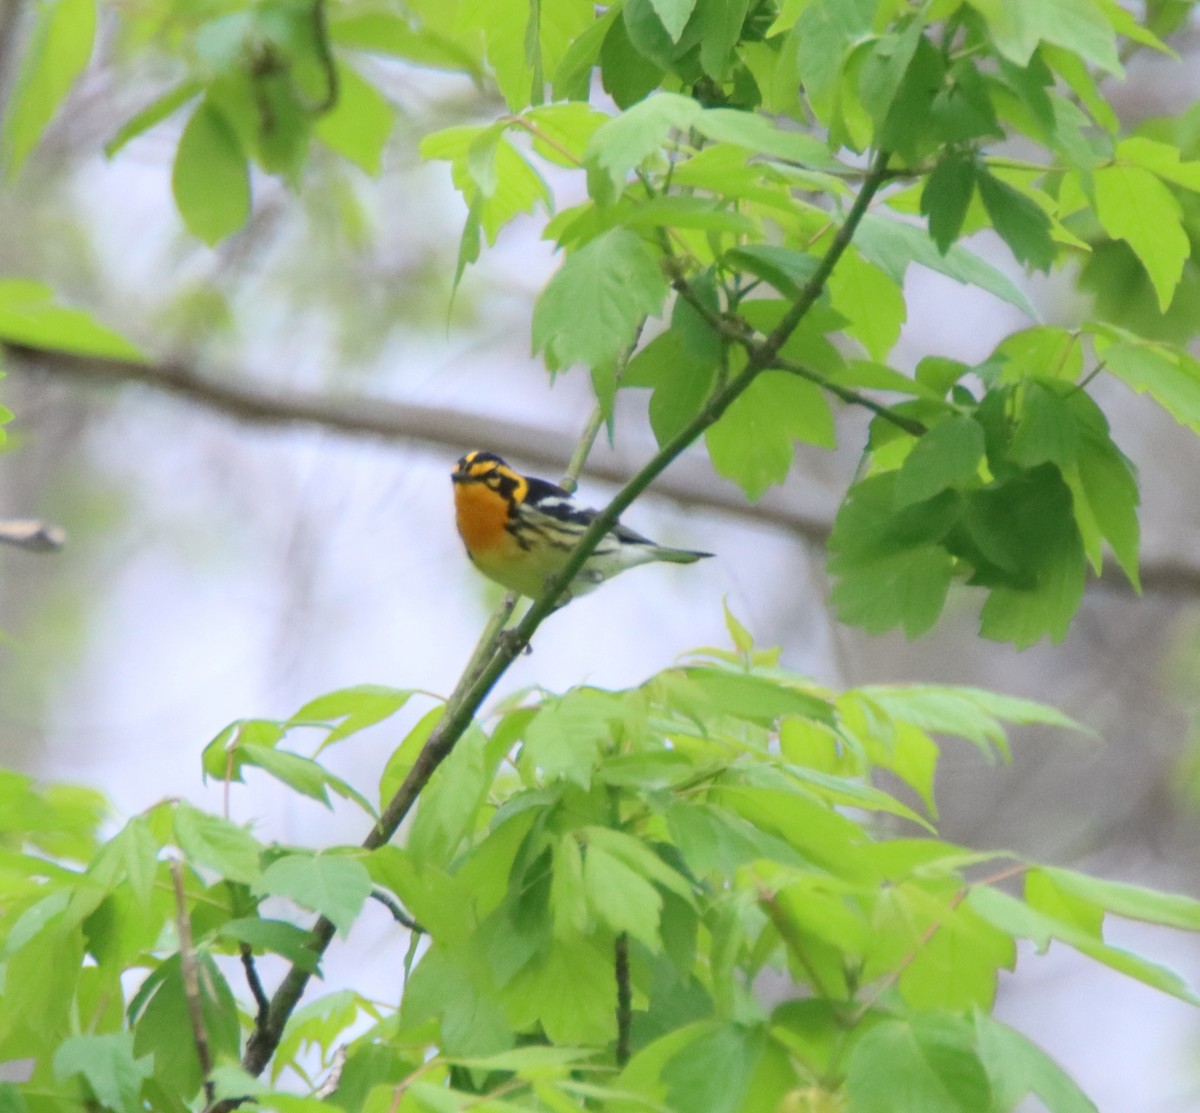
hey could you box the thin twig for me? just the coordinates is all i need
[0,518,66,551]
[768,355,927,436]
[170,859,216,1108]
[614,933,632,1067]
[369,888,424,932]
[849,861,1030,1025]
[756,882,847,1018]
[239,944,271,1033]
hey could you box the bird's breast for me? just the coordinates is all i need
[454,483,515,555]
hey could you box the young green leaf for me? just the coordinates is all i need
[1092,165,1187,311]
[894,416,985,507]
[706,372,835,500]
[532,228,667,371]
[172,802,263,885]
[259,853,372,937]
[0,280,142,360]
[314,63,394,174]
[977,169,1056,271]
[921,152,977,253]
[172,100,251,245]
[53,1032,152,1112]
[844,1015,992,1113]
[2,0,96,176]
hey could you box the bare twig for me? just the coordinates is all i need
[369,888,423,932]
[614,932,632,1067]
[170,859,216,1108]
[0,519,66,551]
[239,945,271,1035]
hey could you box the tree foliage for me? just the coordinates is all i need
[4,0,1200,1111]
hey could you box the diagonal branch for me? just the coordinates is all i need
[232,147,895,1086]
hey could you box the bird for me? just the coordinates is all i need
[451,451,712,605]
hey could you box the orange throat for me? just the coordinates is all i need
[454,482,512,555]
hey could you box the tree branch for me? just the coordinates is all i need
[9,344,1198,595]
[239,945,271,1035]
[0,519,66,552]
[171,860,216,1109]
[233,148,897,1084]
[614,933,632,1067]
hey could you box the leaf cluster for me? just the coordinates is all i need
[3,620,1200,1112]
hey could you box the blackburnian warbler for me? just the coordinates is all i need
[451,451,712,604]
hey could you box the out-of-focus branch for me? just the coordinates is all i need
[0,519,66,551]
[9,345,1200,597]
[7,344,835,540]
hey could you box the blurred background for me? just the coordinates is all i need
[4,7,1200,1110]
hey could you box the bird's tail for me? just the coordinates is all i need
[654,546,714,564]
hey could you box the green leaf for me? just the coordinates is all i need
[920,151,977,254]
[967,0,1121,74]
[1070,417,1140,586]
[105,80,204,157]
[53,1032,152,1112]
[130,954,241,1097]
[1116,136,1200,192]
[693,109,840,168]
[680,667,834,727]
[237,742,376,817]
[583,92,700,203]
[172,100,251,245]
[582,841,662,947]
[173,801,263,885]
[1092,165,1187,311]
[725,245,818,298]
[706,371,835,500]
[1009,382,1079,468]
[533,228,667,371]
[599,12,664,109]
[898,902,1015,1011]
[625,328,718,446]
[218,918,322,973]
[995,326,1084,383]
[794,0,875,124]
[503,938,617,1045]
[314,63,393,174]
[259,852,372,936]
[649,0,697,42]
[845,1015,992,1113]
[968,886,1200,1004]
[293,684,415,747]
[330,11,484,77]
[973,470,1086,648]
[583,826,695,903]
[2,0,96,176]
[974,1014,1097,1113]
[408,721,506,866]
[661,1023,760,1113]
[828,475,958,637]
[521,688,625,787]
[1040,867,1200,931]
[0,279,142,360]
[894,416,985,507]
[1100,338,1200,433]
[826,250,906,361]
[859,685,1078,756]
[977,169,1056,271]
[856,214,1039,320]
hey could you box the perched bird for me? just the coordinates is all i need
[451,451,712,604]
